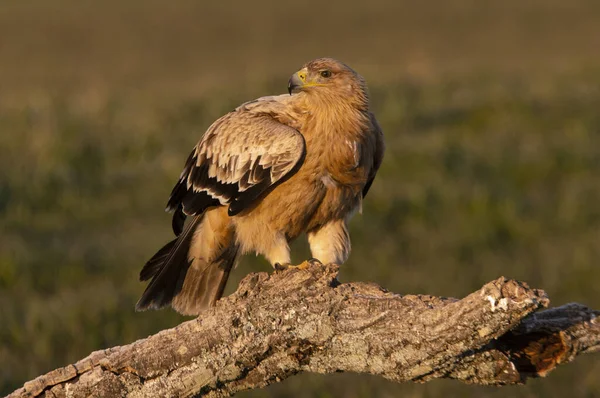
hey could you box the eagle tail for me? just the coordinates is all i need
[136,211,238,315]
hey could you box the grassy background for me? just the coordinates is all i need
[1,0,599,396]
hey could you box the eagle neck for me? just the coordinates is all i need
[303,94,369,143]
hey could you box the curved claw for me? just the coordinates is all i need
[274,262,290,272]
[307,258,323,267]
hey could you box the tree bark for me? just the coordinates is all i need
[9,264,599,398]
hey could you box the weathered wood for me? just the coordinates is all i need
[8,263,599,398]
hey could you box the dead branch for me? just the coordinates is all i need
[8,264,599,398]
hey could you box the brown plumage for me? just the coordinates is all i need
[136,58,385,315]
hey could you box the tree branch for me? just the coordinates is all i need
[9,264,599,398]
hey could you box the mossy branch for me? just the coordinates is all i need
[9,264,599,398]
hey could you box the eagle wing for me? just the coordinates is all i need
[362,112,385,198]
[167,104,305,235]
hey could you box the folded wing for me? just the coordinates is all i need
[362,112,385,198]
[167,110,305,235]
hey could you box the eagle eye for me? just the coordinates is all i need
[320,70,332,78]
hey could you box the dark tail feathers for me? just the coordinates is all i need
[136,215,237,315]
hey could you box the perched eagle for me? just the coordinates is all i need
[136,58,385,315]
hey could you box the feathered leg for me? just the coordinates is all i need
[307,219,351,265]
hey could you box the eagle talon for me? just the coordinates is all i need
[307,257,323,266]
[274,262,290,272]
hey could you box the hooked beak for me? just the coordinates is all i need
[287,69,308,95]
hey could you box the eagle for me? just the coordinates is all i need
[136,58,385,315]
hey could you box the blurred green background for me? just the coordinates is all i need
[1,0,599,396]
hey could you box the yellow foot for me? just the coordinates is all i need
[274,258,323,272]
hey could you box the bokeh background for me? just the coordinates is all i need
[1,0,599,396]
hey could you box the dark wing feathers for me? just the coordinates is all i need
[171,205,187,237]
[167,111,305,233]
[362,112,385,198]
